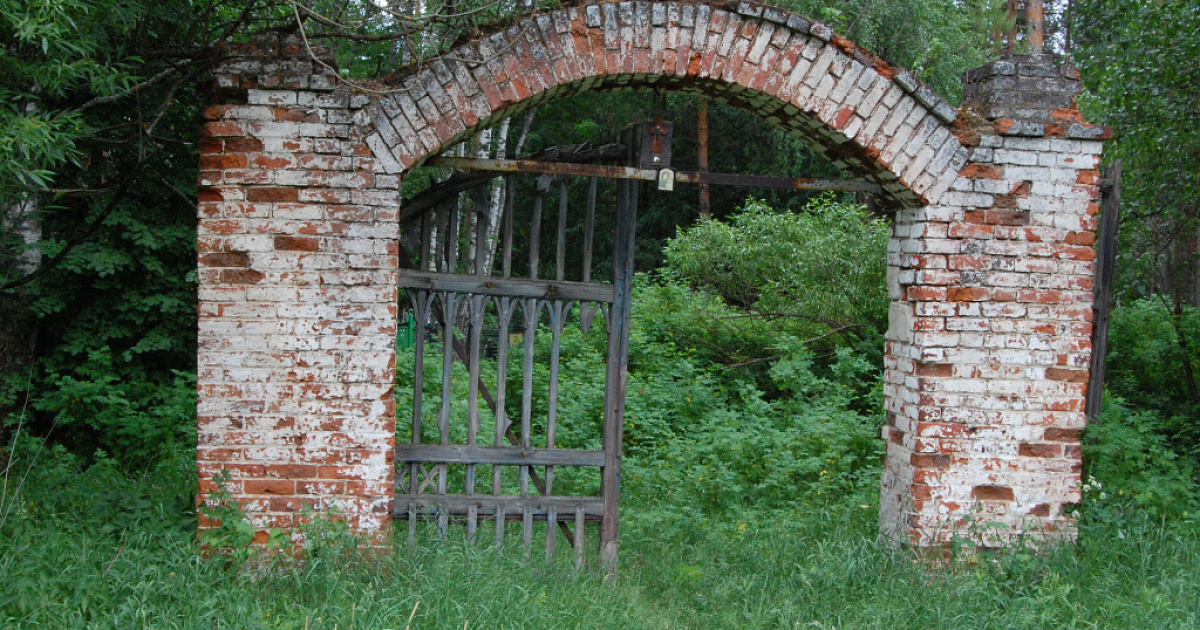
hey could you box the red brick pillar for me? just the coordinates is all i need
[196,35,399,542]
[880,54,1110,547]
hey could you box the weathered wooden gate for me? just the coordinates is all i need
[394,152,639,573]
[392,121,894,572]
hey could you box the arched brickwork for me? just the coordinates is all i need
[197,1,1109,548]
[364,1,967,208]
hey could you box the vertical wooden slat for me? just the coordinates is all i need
[574,507,586,571]
[556,179,569,282]
[433,203,448,273]
[529,187,544,280]
[583,177,597,284]
[445,201,460,274]
[493,297,513,548]
[475,202,489,276]
[1087,160,1121,421]
[522,506,533,556]
[465,294,485,542]
[495,505,505,549]
[520,297,538,556]
[544,299,565,562]
[580,177,599,335]
[437,291,456,543]
[419,211,431,271]
[409,290,430,545]
[502,175,515,278]
[599,178,638,577]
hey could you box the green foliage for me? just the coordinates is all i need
[0,0,210,465]
[626,341,883,516]
[0,0,141,202]
[1073,0,1200,300]
[1104,298,1200,461]
[1083,398,1198,516]
[779,0,992,101]
[663,196,889,372]
[4,448,1200,628]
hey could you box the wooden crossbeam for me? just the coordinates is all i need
[428,156,883,194]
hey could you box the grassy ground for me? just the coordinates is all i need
[2,452,1199,629]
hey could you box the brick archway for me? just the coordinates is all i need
[365,2,965,209]
[197,1,1108,548]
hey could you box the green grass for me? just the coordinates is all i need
[2,452,1199,629]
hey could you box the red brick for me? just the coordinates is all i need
[914,362,954,377]
[1019,443,1061,458]
[947,287,989,302]
[224,137,265,152]
[244,479,294,495]
[246,187,300,202]
[266,464,318,479]
[960,163,1003,179]
[972,485,1014,501]
[1043,428,1081,442]
[199,252,250,268]
[1046,367,1088,383]
[911,453,952,469]
[274,236,320,251]
[219,269,265,284]
[200,154,249,170]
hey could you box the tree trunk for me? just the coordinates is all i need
[0,197,41,431]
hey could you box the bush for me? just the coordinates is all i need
[1083,397,1198,517]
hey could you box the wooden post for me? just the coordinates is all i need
[1086,160,1121,420]
[599,176,636,577]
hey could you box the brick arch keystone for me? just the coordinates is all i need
[196,1,1107,550]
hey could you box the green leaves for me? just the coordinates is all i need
[664,196,890,345]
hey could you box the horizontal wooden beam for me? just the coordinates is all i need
[395,444,606,467]
[397,270,615,303]
[394,494,605,521]
[428,156,882,194]
[400,142,626,222]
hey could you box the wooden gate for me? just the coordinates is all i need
[394,158,637,574]
[391,119,886,573]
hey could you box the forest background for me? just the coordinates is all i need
[1,0,1199,627]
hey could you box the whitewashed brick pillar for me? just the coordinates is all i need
[196,35,399,542]
[879,53,1110,546]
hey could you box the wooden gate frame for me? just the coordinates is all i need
[393,162,638,573]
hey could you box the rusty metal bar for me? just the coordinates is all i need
[429,157,882,194]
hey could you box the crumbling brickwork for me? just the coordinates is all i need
[196,1,1107,549]
[197,37,400,539]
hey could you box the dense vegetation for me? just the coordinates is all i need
[2,0,1200,627]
